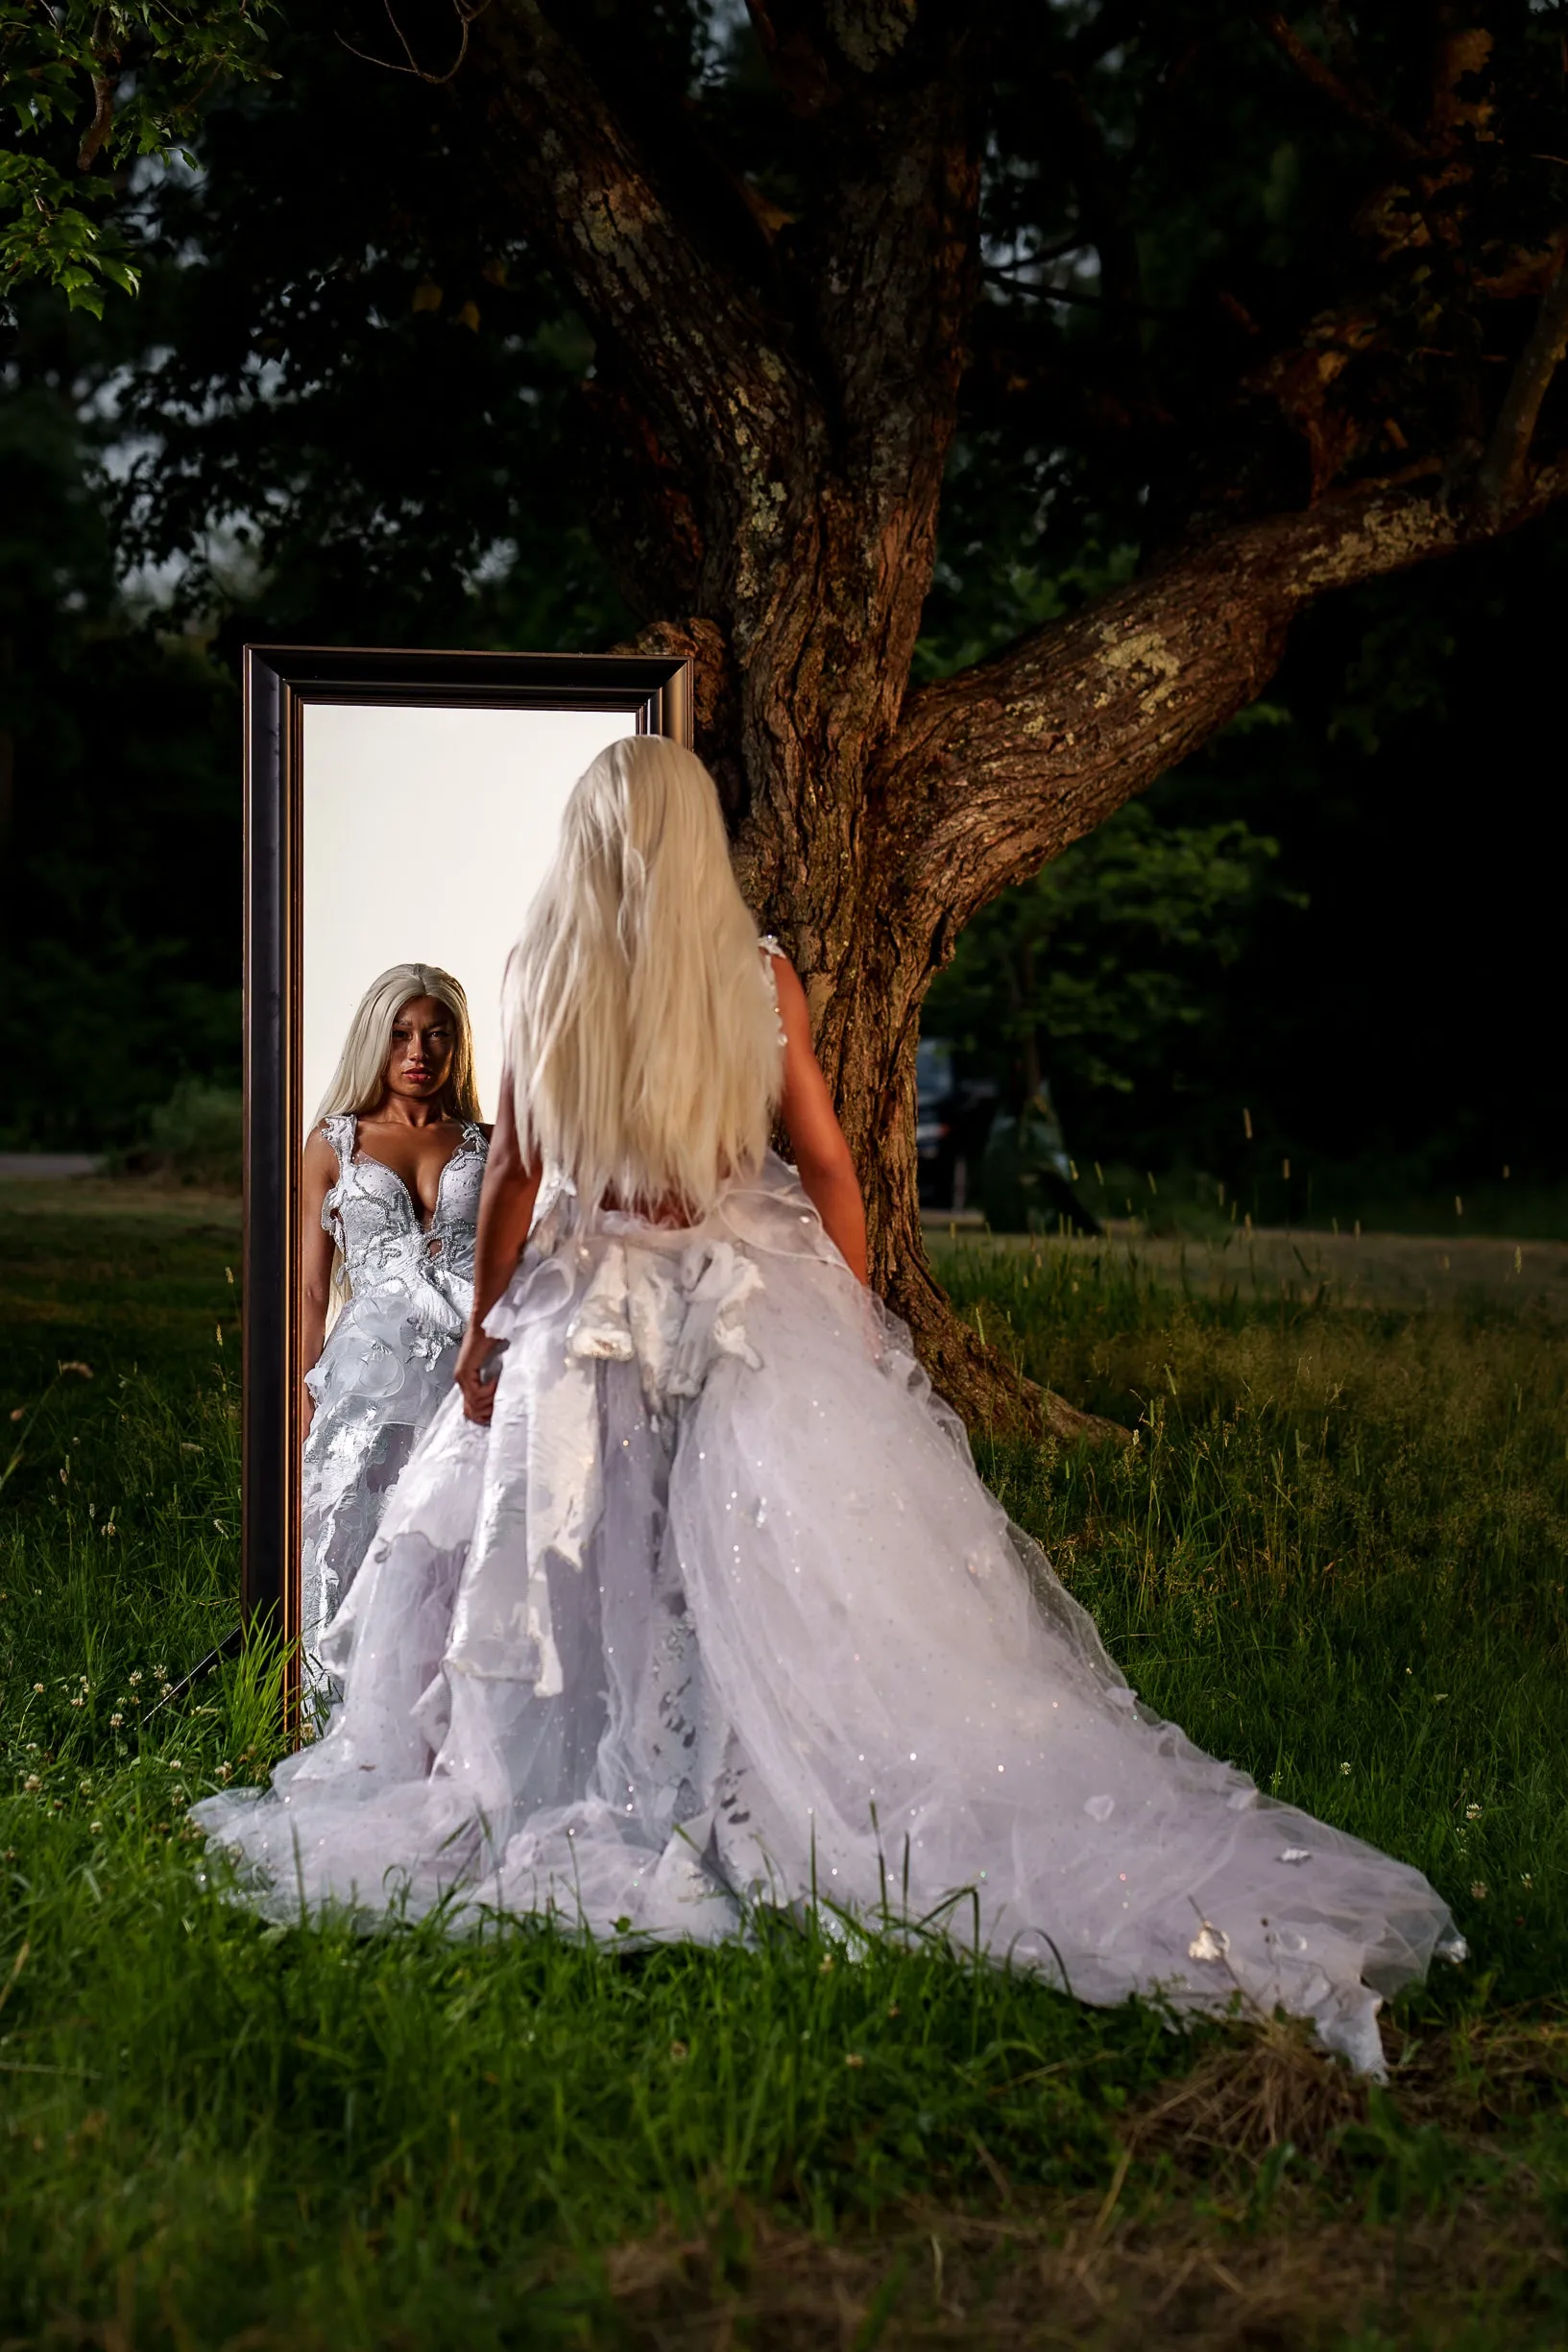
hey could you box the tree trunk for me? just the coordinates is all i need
[649,461,1568,1442]
[462,2,1568,1443]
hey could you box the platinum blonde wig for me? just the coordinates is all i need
[502,736,782,1214]
[315,962,482,1127]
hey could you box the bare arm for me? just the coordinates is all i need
[453,1071,542,1423]
[299,1130,338,1434]
[772,953,869,1285]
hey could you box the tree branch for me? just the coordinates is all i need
[337,0,492,85]
[1474,244,1568,520]
[77,70,118,171]
[1252,9,1424,162]
[467,0,813,619]
[884,458,1568,931]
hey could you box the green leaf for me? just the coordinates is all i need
[0,0,277,305]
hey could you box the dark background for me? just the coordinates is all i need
[2,11,1563,1225]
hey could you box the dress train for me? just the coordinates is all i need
[197,1157,1461,2074]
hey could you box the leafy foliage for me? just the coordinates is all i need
[928,795,1304,1110]
[26,3,1565,628]
[1,6,1564,1174]
[0,0,274,314]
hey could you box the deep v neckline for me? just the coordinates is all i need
[350,1121,473,1237]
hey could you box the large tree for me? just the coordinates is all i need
[13,2,1567,1433]
[412,0,1568,1432]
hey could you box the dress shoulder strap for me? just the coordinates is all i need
[757,936,787,1052]
[320,1111,356,1170]
[317,1114,354,1243]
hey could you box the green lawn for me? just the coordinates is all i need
[2,1184,1566,2348]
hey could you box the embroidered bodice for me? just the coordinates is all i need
[320,1113,487,1298]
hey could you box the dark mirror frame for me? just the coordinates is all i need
[243,645,694,1727]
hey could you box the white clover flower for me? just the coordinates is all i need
[32,1683,43,1694]
[89,1822,103,1834]
[23,1775,40,1793]
[1521,1873,1533,1889]
[1339,1762,1352,1776]
[1470,1881,1488,1900]
[1465,1803,1483,1821]
[109,1713,123,1729]
[128,1671,142,1685]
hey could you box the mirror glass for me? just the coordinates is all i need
[302,703,638,1122]
[296,698,639,1687]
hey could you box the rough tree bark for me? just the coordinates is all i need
[453,1,1568,1440]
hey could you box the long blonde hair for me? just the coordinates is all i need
[502,737,782,1214]
[315,962,482,1127]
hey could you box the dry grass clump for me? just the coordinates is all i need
[1122,2014,1367,2168]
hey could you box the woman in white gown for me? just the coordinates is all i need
[199,742,1459,2073]
[298,963,489,1665]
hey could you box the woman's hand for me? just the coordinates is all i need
[455,1069,539,1425]
[454,1324,504,1425]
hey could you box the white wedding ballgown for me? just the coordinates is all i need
[300,1114,487,1661]
[199,1155,1460,2074]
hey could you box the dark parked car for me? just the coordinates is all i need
[915,1037,998,1212]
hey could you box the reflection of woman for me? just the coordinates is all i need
[204,742,1459,2074]
[298,963,489,1661]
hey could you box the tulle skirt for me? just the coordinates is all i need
[200,1157,1460,2073]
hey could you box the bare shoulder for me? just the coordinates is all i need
[301,1126,338,1182]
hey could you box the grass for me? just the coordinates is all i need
[2,1184,1567,2346]
[1062,1164,1568,1244]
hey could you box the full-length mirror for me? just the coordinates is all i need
[244,648,692,1725]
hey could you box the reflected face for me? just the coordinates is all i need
[382,996,457,1107]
